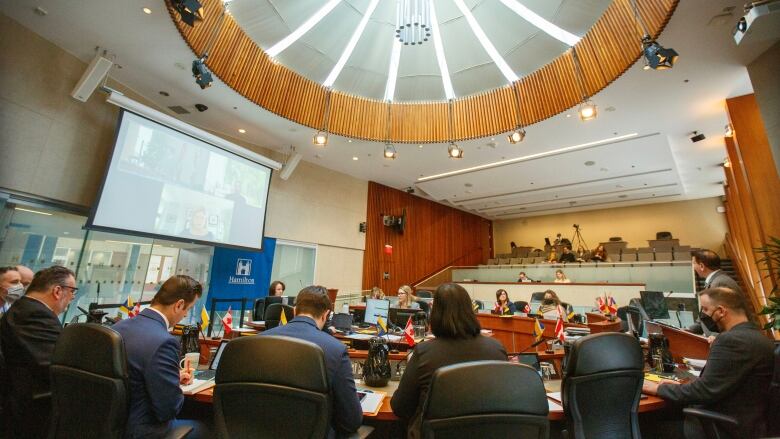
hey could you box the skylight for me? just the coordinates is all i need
[384,39,403,101]
[323,0,380,87]
[429,0,455,99]
[497,0,580,46]
[266,0,341,57]
[453,0,519,83]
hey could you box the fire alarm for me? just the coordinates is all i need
[384,244,393,255]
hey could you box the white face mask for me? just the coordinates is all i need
[5,284,24,303]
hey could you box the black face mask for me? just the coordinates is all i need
[699,309,720,332]
[542,299,555,305]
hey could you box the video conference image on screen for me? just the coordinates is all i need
[90,111,272,250]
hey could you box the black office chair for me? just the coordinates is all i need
[416,290,433,299]
[252,298,266,321]
[416,300,431,315]
[562,332,644,439]
[683,408,740,439]
[49,323,191,439]
[213,336,331,438]
[421,361,549,438]
[768,343,780,436]
[530,292,546,303]
[616,306,643,335]
[264,303,294,329]
[473,300,485,310]
[514,300,528,312]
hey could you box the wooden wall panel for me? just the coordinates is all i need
[362,182,492,293]
[723,94,780,335]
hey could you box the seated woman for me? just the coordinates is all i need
[553,269,571,283]
[492,289,516,315]
[391,283,507,437]
[268,280,285,296]
[591,244,608,262]
[537,290,570,322]
[369,286,385,300]
[397,285,420,309]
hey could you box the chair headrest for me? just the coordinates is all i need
[425,361,548,419]
[566,333,643,376]
[52,323,127,379]
[216,336,328,393]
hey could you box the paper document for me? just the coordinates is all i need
[683,358,707,369]
[547,399,562,411]
[181,378,215,395]
[357,390,386,416]
[546,392,562,403]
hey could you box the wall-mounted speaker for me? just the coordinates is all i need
[279,152,303,180]
[71,54,113,102]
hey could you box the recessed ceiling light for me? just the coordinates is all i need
[348,139,352,143]
[418,144,423,148]
[584,161,595,166]
[352,156,359,161]
[566,114,571,118]
[142,7,152,14]
[238,128,246,134]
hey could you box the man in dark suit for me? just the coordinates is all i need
[687,250,744,335]
[0,265,76,438]
[112,275,206,439]
[643,287,774,439]
[262,286,363,438]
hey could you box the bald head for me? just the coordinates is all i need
[15,265,34,288]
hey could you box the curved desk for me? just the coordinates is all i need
[459,281,646,309]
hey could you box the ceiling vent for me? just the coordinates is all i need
[168,105,190,114]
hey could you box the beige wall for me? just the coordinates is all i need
[0,13,366,293]
[493,197,728,255]
[747,41,780,178]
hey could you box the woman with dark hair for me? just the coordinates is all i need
[538,290,569,321]
[268,280,285,297]
[391,283,507,437]
[492,289,516,315]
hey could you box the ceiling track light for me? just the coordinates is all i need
[722,157,731,168]
[383,101,397,159]
[192,54,213,89]
[445,99,463,158]
[571,47,597,122]
[172,0,204,27]
[313,89,332,146]
[724,124,734,137]
[631,0,678,71]
[508,82,527,144]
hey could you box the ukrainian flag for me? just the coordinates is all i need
[376,316,388,336]
[280,309,288,326]
[533,318,545,340]
[119,296,134,315]
[200,305,209,332]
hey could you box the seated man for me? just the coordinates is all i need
[0,265,76,438]
[263,286,363,437]
[642,287,774,439]
[112,275,207,439]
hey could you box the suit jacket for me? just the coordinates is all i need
[689,270,745,335]
[0,296,62,438]
[263,316,363,437]
[657,322,774,439]
[112,308,183,439]
[390,335,507,438]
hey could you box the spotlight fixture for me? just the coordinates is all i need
[641,35,679,70]
[192,55,213,89]
[313,131,328,146]
[384,143,397,160]
[448,142,464,159]
[507,128,526,144]
[172,0,204,27]
[690,131,706,143]
[723,157,731,168]
[578,101,597,121]
[313,89,332,147]
[724,124,734,137]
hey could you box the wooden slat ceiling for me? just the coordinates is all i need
[167,0,678,144]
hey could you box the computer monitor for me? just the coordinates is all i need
[517,352,542,374]
[282,296,295,306]
[388,308,425,327]
[209,340,229,370]
[364,299,390,325]
[265,295,283,306]
[640,291,670,320]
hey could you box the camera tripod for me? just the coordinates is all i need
[571,224,590,254]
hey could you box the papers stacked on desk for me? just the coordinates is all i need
[181,378,216,395]
[357,390,386,416]
[683,357,706,370]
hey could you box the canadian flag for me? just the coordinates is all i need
[523,303,531,313]
[555,316,565,343]
[222,307,233,335]
[129,301,141,318]
[404,316,415,347]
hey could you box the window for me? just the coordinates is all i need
[270,240,317,295]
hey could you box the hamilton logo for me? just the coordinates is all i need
[229,258,254,285]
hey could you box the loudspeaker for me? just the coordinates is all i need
[279,152,303,180]
[71,54,113,102]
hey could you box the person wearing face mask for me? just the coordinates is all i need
[642,287,773,439]
[537,290,570,321]
[112,275,208,439]
[687,250,742,336]
[15,265,34,289]
[0,265,77,438]
[0,266,24,316]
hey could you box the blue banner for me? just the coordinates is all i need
[207,237,276,311]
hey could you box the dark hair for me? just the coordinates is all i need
[27,266,75,293]
[0,266,18,276]
[543,290,561,305]
[699,287,748,314]
[294,285,331,318]
[495,289,509,304]
[430,283,481,339]
[269,280,286,296]
[152,275,202,306]
[693,250,721,270]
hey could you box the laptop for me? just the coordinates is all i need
[193,339,229,381]
[331,313,354,333]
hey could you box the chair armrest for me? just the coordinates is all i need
[345,425,374,439]
[682,408,738,426]
[165,425,193,439]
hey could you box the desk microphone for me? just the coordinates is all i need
[515,335,555,354]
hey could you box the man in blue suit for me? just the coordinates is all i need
[263,286,363,437]
[112,275,207,439]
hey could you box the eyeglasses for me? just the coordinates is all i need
[59,285,79,295]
